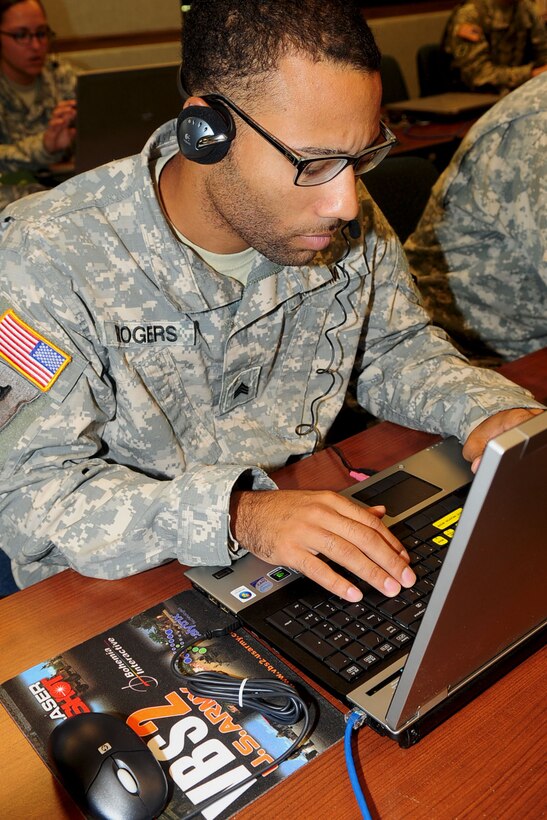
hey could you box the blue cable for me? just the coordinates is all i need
[344,710,373,820]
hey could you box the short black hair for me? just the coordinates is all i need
[182,0,381,102]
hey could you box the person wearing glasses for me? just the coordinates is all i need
[0,0,542,593]
[0,0,76,209]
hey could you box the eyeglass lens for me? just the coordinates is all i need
[2,26,53,44]
[296,144,393,187]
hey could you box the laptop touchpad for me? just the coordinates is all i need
[351,471,441,517]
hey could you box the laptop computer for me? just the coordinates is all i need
[74,62,181,173]
[186,412,547,747]
[385,91,500,122]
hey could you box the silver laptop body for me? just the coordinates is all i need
[186,413,547,745]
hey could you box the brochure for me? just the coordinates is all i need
[0,589,345,818]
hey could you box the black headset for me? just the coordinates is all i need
[176,69,236,164]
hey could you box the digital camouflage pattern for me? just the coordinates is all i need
[443,0,547,92]
[0,120,542,588]
[0,56,76,209]
[405,73,547,367]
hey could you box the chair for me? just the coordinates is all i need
[416,43,453,97]
[380,55,409,105]
[363,156,439,243]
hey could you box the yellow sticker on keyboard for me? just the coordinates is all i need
[445,528,455,538]
[433,508,462,530]
[432,535,448,546]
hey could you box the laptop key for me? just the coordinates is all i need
[326,652,351,674]
[399,588,422,604]
[357,632,382,651]
[344,602,369,618]
[312,621,336,639]
[283,601,307,617]
[294,631,333,660]
[375,621,400,639]
[315,601,340,618]
[327,631,352,650]
[377,597,407,617]
[344,641,366,661]
[394,601,427,629]
[329,610,354,629]
[344,621,368,639]
[340,663,366,682]
[266,612,305,638]
[375,641,396,658]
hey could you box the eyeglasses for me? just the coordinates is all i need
[0,26,54,46]
[204,92,397,187]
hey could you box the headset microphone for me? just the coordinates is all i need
[347,219,361,239]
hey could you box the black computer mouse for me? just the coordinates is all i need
[48,712,169,820]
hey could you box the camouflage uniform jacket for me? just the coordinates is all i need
[0,56,77,208]
[0,121,541,588]
[405,73,547,366]
[443,0,547,92]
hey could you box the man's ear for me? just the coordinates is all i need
[176,97,236,164]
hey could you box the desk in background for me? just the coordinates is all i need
[388,117,475,171]
[1,348,546,819]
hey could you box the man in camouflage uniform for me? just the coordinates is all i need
[443,0,547,93]
[0,0,543,597]
[405,73,546,367]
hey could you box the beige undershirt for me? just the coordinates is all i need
[155,151,258,286]
[5,75,39,109]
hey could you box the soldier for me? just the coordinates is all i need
[405,72,547,367]
[443,0,547,93]
[0,0,76,209]
[0,0,543,596]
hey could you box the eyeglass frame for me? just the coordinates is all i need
[202,91,397,187]
[0,26,55,46]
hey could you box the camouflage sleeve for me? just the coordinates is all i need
[353,222,543,440]
[0,133,61,173]
[0,269,274,587]
[444,6,533,91]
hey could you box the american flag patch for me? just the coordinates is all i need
[0,309,71,391]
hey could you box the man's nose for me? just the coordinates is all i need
[315,166,359,224]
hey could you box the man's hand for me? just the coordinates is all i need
[463,408,544,473]
[43,99,77,155]
[230,489,416,603]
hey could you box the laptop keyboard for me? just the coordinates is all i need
[265,487,469,686]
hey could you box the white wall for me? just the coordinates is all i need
[45,0,181,37]
[370,11,451,97]
[47,2,450,96]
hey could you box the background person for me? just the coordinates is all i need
[0,0,76,210]
[404,72,547,367]
[0,0,543,597]
[443,0,547,93]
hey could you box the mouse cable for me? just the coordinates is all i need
[345,709,373,820]
[170,624,312,820]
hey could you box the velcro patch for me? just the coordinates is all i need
[0,309,71,391]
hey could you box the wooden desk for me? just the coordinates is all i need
[1,349,546,819]
[389,118,474,160]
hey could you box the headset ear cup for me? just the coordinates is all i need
[176,104,235,164]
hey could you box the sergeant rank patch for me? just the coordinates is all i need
[0,309,71,391]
